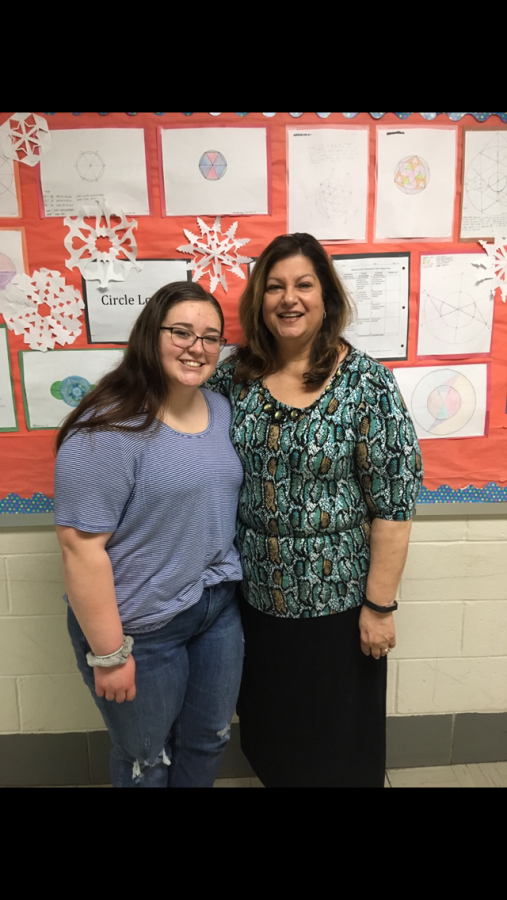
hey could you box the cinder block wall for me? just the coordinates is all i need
[0,516,506,782]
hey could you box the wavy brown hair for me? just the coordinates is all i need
[56,282,224,451]
[234,233,353,386]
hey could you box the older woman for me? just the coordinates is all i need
[206,233,423,787]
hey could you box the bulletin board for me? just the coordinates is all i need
[1,111,507,515]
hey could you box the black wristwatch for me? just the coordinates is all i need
[363,598,398,614]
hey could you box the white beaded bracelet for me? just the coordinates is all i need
[86,635,134,668]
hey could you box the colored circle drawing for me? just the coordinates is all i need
[412,369,476,436]
[198,151,227,180]
[394,155,430,194]
[75,151,105,182]
[0,253,16,290]
[464,132,507,216]
[51,376,94,407]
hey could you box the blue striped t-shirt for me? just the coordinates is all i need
[54,389,243,633]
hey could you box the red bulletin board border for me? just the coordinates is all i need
[0,112,506,503]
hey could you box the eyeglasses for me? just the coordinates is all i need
[160,326,227,354]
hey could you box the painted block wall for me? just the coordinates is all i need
[0,517,506,735]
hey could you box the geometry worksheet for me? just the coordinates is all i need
[39,129,150,217]
[287,127,369,240]
[0,152,19,217]
[0,326,17,431]
[460,130,507,239]
[333,253,410,360]
[393,363,488,440]
[0,229,26,295]
[83,259,190,343]
[20,348,125,429]
[418,253,494,357]
[375,127,457,239]
[160,127,269,216]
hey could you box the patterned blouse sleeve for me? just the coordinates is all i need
[353,363,423,521]
[204,357,236,399]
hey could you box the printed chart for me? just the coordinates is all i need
[334,253,409,359]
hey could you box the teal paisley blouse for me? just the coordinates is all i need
[206,348,423,618]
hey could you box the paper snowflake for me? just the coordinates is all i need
[0,113,52,167]
[0,268,84,351]
[479,238,507,302]
[64,198,142,289]
[178,217,252,293]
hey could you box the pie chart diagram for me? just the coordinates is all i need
[0,253,16,290]
[198,151,227,180]
[412,368,476,436]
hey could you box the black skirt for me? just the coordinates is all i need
[238,598,387,788]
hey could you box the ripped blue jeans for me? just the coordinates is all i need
[67,581,243,787]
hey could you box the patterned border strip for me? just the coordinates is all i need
[418,483,507,503]
[0,494,54,514]
[2,484,507,513]
[42,113,507,122]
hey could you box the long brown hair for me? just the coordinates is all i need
[234,233,353,386]
[56,281,224,451]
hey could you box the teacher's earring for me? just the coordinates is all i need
[323,310,327,319]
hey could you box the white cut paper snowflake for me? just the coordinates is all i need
[479,237,507,302]
[178,217,252,293]
[64,199,142,289]
[0,113,52,167]
[0,268,84,351]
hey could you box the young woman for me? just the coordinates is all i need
[54,282,244,788]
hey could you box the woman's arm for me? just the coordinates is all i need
[57,526,136,702]
[359,517,412,658]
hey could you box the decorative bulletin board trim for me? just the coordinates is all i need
[43,114,507,122]
[3,483,507,515]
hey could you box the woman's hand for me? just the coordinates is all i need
[359,606,396,659]
[94,654,136,703]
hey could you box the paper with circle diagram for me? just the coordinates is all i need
[0,151,19,217]
[393,363,488,440]
[0,229,27,297]
[417,253,494,356]
[0,326,17,431]
[287,127,369,241]
[375,127,457,239]
[39,129,150,217]
[460,131,507,239]
[160,128,268,216]
[20,348,125,430]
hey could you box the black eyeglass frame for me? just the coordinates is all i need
[160,326,227,353]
